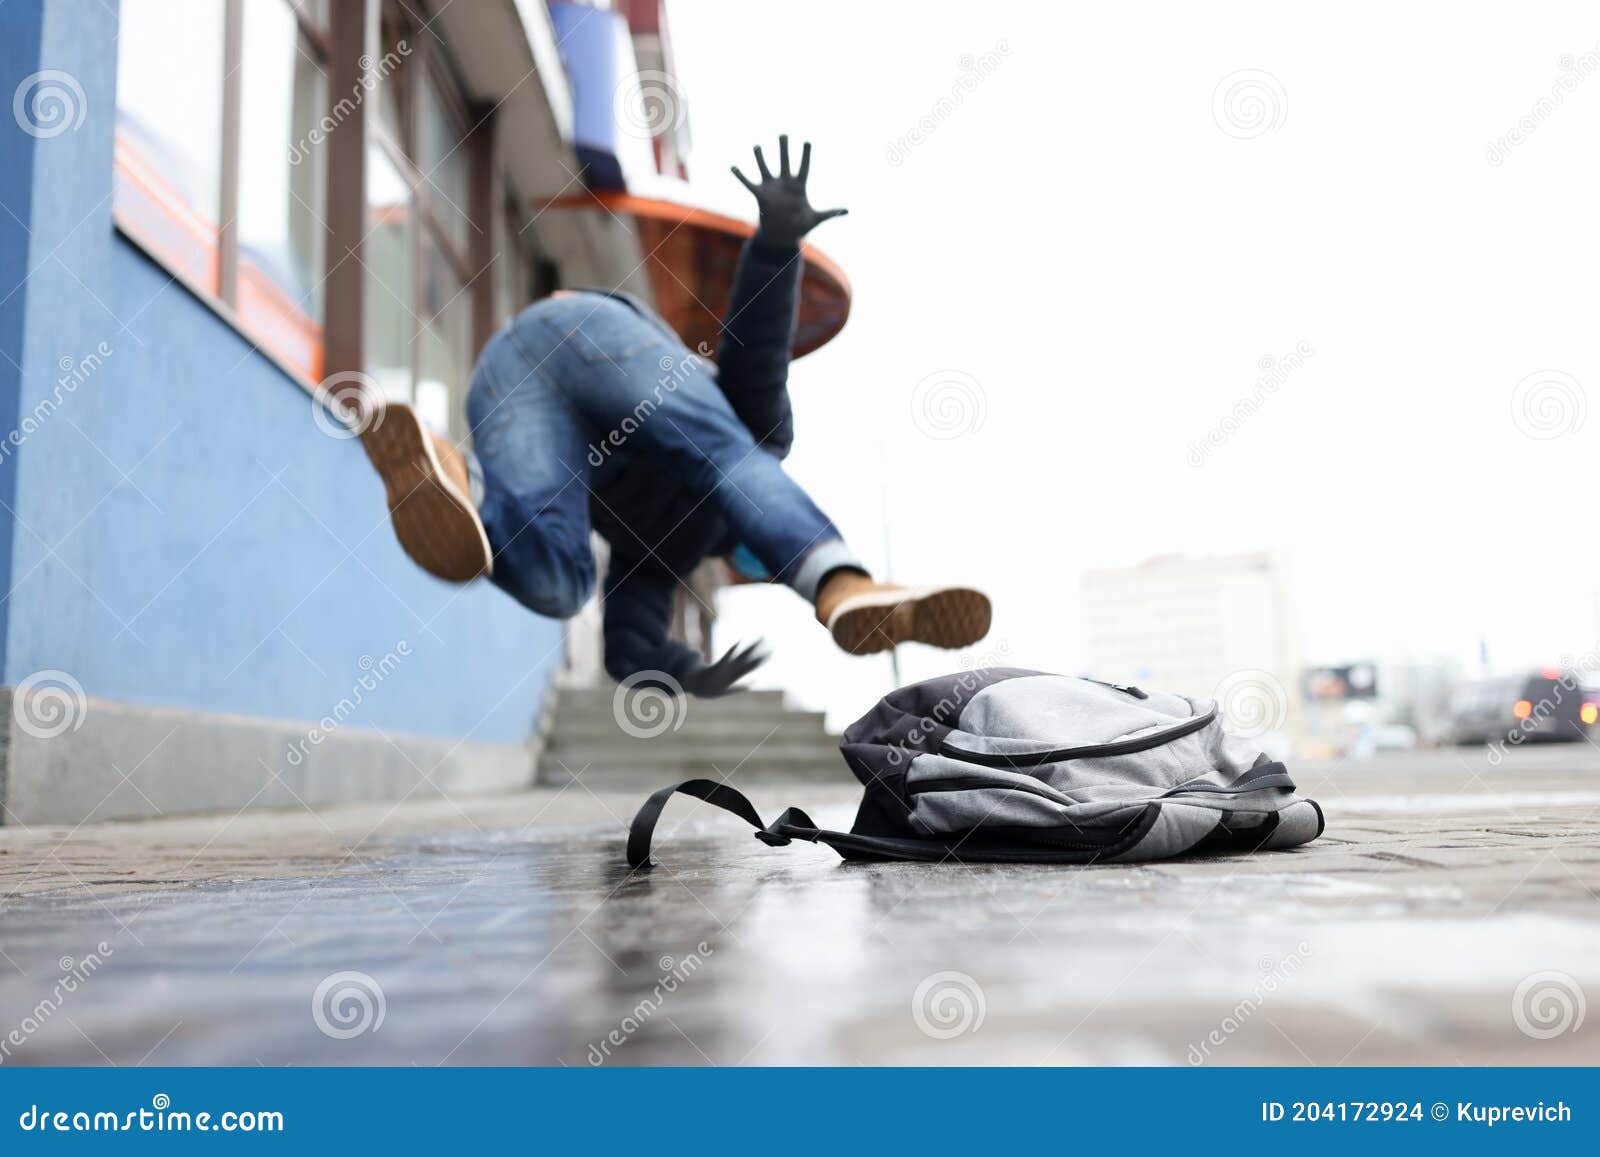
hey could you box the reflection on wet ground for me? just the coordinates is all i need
[1,753,1597,1065]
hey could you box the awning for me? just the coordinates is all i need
[541,191,852,359]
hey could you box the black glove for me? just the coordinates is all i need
[731,135,848,247]
[679,640,770,698]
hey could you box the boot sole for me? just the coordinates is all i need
[360,405,492,583]
[829,586,992,655]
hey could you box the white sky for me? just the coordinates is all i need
[668,1,1600,725]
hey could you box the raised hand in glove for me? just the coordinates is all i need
[731,135,848,247]
[679,639,770,698]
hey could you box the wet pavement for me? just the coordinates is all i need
[1,747,1597,1066]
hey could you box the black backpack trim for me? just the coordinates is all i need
[626,778,1170,868]
[836,666,1041,839]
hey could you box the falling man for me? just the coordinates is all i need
[358,138,991,695]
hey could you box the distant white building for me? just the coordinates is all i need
[1080,552,1303,740]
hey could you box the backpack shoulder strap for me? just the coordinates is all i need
[626,779,819,869]
[624,779,1180,867]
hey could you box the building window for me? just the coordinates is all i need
[374,4,410,146]
[416,230,471,437]
[114,0,330,380]
[367,5,478,437]
[419,75,471,255]
[113,0,226,292]
[113,0,540,415]
[236,0,330,378]
[495,194,529,324]
[364,143,415,411]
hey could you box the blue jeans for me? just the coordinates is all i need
[466,293,859,620]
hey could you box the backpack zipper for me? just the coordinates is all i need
[913,758,1289,805]
[938,706,1218,768]
[1083,677,1149,700]
[908,775,1072,803]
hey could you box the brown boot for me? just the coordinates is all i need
[360,402,492,583]
[815,571,992,655]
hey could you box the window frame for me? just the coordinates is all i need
[286,0,332,56]
[109,0,526,405]
[412,39,477,284]
[367,3,477,419]
[112,0,335,382]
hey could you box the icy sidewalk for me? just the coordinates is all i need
[0,749,1596,1065]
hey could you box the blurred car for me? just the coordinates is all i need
[1344,722,1417,759]
[1447,669,1600,746]
[1371,723,1419,751]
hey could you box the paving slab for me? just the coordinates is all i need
[0,747,1596,1065]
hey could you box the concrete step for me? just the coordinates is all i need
[550,707,825,723]
[548,721,836,743]
[549,688,794,715]
[538,753,849,785]
[538,683,842,787]
[544,739,840,765]
[547,716,831,743]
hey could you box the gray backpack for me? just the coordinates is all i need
[627,667,1324,868]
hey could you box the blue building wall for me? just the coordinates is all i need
[0,0,46,682]
[0,0,564,749]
